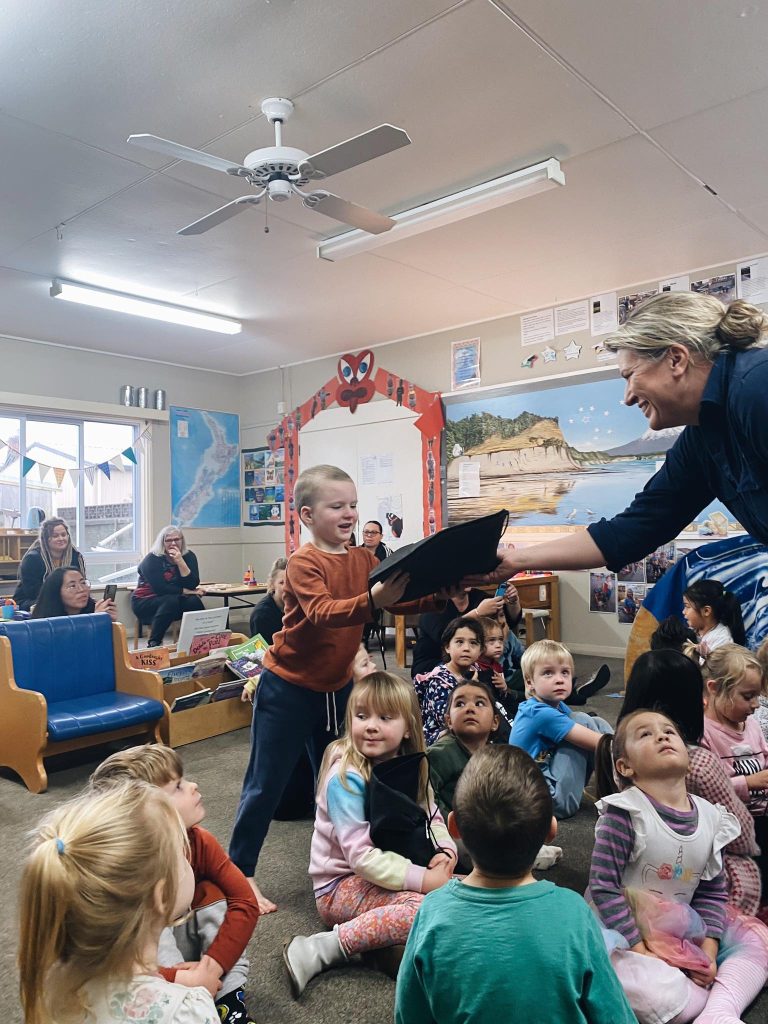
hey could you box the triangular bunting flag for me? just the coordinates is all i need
[22,456,35,477]
[54,467,66,487]
[0,440,6,450]
[97,462,111,480]
[38,464,51,483]
[133,435,145,455]
[110,456,124,473]
[84,466,96,485]
[69,468,79,487]
[122,446,137,465]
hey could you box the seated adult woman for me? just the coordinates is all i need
[13,517,86,611]
[248,557,287,640]
[31,568,117,621]
[131,526,204,647]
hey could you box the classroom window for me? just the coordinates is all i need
[1,414,142,582]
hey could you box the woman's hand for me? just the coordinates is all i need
[166,543,185,565]
[475,596,504,617]
[182,587,205,596]
[371,571,410,609]
[462,552,519,589]
[94,598,118,621]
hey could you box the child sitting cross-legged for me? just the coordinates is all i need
[508,639,612,819]
[394,745,635,1024]
[590,709,768,1024]
[283,670,457,998]
[428,679,561,873]
[413,616,484,746]
[91,744,259,1024]
[19,781,218,1024]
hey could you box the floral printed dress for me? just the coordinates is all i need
[413,663,462,746]
[77,975,217,1024]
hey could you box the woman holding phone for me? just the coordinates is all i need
[131,526,204,647]
[31,568,118,620]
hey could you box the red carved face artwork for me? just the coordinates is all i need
[336,351,375,413]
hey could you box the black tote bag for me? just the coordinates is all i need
[366,752,442,867]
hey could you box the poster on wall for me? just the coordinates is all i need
[170,407,240,528]
[445,375,737,548]
[451,338,481,390]
[242,446,285,526]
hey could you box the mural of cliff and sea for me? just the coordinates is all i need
[446,376,732,533]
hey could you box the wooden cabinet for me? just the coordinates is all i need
[0,530,37,580]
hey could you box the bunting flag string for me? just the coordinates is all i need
[0,426,151,482]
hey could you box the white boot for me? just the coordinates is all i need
[283,925,348,998]
[533,844,563,870]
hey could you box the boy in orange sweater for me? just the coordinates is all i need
[91,744,259,1024]
[229,464,444,913]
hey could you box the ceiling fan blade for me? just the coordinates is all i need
[304,191,395,234]
[178,195,263,236]
[303,124,411,180]
[127,134,251,177]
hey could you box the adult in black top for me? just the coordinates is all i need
[411,585,521,678]
[471,292,768,588]
[131,525,203,646]
[32,567,117,621]
[14,517,86,611]
[361,521,392,649]
[249,557,287,641]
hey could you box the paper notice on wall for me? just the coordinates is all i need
[361,453,393,486]
[520,308,555,346]
[555,300,589,336]
[590,292,618,337]
[737,258,768,304]
[659,275,689,293]
[458,461,481,498]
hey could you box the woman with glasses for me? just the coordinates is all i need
[31,568,117,620]
[131,525,204,647]
[360,521,392,650]
[13,517,87,611]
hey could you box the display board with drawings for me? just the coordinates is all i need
[444,367,738,551]
[242,446,285,526]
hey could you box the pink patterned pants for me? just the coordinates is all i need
[316,875,424,955]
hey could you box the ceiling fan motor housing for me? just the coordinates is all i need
[243,145,311,186]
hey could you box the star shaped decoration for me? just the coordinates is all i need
[564,340,582,360]
[521,353,538,369]
[542,346,557,363]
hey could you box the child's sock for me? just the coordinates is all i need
[694,952,767,1024]
[215,988,255,1024]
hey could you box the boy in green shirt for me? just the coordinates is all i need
[395,745,635,1024]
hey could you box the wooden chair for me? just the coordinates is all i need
[133,616,180,650]
[0,616,167,793]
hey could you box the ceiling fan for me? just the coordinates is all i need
[127,97,410,237]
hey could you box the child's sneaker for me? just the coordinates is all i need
[215,989,255,1024]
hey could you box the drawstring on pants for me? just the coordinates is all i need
[325,691,339,734]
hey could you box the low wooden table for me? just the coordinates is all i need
[392,574,561,669]
[200,583,267,610]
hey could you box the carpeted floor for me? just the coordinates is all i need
[1,651,766,1022]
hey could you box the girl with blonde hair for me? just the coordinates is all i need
[283,671,456,998]
[18,781,218,1024]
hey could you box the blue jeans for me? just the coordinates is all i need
[540,711,613,819]
[228,667,352,876]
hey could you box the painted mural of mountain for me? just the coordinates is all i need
[603,426,683,457]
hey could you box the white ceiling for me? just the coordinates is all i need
[2,0,767,374]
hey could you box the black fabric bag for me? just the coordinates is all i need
[365,752,441,867]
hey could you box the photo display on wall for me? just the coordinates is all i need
[242,446,285,526]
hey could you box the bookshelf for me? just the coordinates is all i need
[0,529,37,581]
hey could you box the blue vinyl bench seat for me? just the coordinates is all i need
[0,614,168,792]
[47,692,165,742]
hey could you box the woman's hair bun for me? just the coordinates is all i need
[717,299,768,350]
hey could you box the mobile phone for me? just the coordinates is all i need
[494,583,507,598]
[103,584,117,602]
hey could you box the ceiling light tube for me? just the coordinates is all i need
[50,280,242,334]
[317,157,565,262]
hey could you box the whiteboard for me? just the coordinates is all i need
[298,399,423,549]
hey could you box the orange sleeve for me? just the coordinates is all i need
[289,551,372,627]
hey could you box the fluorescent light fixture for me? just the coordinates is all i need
[50,279,242,334]
[317,157,565,262]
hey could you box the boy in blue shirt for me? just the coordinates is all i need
[509,639,612,818]
[395,745,635,1024]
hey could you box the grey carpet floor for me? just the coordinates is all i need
[1,652,766,1022]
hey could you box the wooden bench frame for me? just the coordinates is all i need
[0,622,168,793]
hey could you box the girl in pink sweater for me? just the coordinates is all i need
[283,671,456,998]
[701,644,768,907]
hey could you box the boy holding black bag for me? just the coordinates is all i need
[283,670,456,999]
